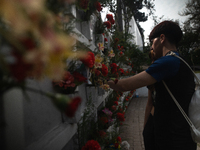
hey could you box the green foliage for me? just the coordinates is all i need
[178,0,200,66]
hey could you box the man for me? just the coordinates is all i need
[108,21,196,150]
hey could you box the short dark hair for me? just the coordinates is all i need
[149,20,183,46]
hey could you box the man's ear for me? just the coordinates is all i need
[160,34,166,44]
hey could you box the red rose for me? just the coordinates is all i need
[114,101,118,105]
[104,38,108,42]
[101,64,108,76]
[117,112,125,121]
[80,0,89,9]
[117,136,122,143]
[100,117,108,124]
[95,69,101,76]
[103,21,111,29]
[94,1,102,12]
[73,71,87,83]
[111,105,116,111]
[110,63,118,74]
[110,19,115,24]
[118,68,124,75]
[106,14,113,21]
[81,140,101,150]
[115,143,119,148]
[115,38,119,43]
[65,97,81,117]
[98,130,106,138]
[81,51,95,68]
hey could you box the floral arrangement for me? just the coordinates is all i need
[0,0,87,118]
[79,90,133,150]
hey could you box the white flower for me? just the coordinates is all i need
[121,141,130,150]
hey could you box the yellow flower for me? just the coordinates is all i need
[108,49,115,57]
[94,54,103,68]
[100,84,110,90]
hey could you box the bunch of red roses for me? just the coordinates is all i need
[81,140,101,150]
[103,14,115,29]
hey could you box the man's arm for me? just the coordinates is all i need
[107,71,157,92]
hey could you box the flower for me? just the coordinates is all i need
[53,71,76,89]
[81,140,101,150]
[97,42,104,51]
[115,38,119,43]
[110,19,115,24]
[94,54,103,68]
[80,51,95,68]
[95,69,101,76]
[114,101,118,105]
[73,71,87,83]
[98,130,107,138]
[121,141,130,150]
[111,105,117,111]
[101,64,108,76]
[100,84,110,90]
[108,50,115,57]
[79,0,89,10]
[119,51,123,56]
[110,63,118,74]
[117,112,125,121]
[104,38,108,42]
[106,14,113,21]
[65,97,82,117]
[94,1,102,12]
[49,93,81,117]
[103,21,111,29]
[102,108,113,116]
[100,116,108,124]
[115,143,120,149]
[117,136,122,143]
[118,68,124,75]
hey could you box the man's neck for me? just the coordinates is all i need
[162,46,177,56]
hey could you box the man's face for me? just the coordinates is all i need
[150,37,162,59]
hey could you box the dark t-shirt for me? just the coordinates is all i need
[146,51,196,150]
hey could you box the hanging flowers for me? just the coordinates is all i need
[81,140,101,150]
